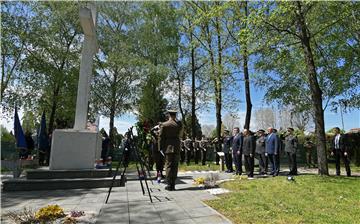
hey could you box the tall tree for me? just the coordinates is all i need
[135,2,179,126]
[253,1,359,175]
[187,1,231,151]
[226,1,253,129]
[92,2,141,147]
[1,2,28,105]
[3,2,82,133]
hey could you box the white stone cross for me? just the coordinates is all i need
[73,3,98,130]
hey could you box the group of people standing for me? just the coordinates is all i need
[128,109,353,191]
[221,126,352,178]
[181,136,209,166]
[222,127,303,178]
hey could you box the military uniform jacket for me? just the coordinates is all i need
[180,141,184,151]
[184,138,192,151]
[303,140,314,151]
[158,119,182,154]
[243,135,255,155]
[200,140,208,151]
[284,135,298,154]
[193,140,200,151]
[222,136,232,153]
[255,135,266,154]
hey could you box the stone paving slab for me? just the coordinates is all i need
[1,171,233,224]
[97,173,232,224]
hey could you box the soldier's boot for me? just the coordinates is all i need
[165,182,175,191]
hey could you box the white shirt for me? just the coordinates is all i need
[335,134,341,149]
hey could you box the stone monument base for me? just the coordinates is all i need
[49,129,101,170]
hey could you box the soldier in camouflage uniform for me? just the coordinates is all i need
[184,135,192,165]
[199,135,208,165]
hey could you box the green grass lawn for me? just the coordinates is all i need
[327,163,360,173]
[206,175,360,224]
[178,162,219,172]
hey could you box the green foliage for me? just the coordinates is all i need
[207,175,360,223]
[21,111,38,133]
[134,2,178,127]
[91,2,141,120]
[138,74,168,126]
[1,2,28,107]
[179,162,218,172]
[1,126,15,143]
[252,1,359,113]
[2,1,82,131]
[183,114,202,139]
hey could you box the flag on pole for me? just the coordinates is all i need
[14,107,27,150]
[38,111,49,150]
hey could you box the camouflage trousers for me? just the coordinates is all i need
[165,153,180,186]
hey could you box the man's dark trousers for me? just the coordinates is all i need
[287,152,297,175]
[244,155,254,177]
[335,152,351,176]
[268,153,277,175]
[233,152,242,174]
[225,153,233,172]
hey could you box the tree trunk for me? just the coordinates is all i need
[243,1,252,130]
[177,69,186,132]
[48,84,60,133]
[109,73,117,153]
[109,107,115,152]
[296,1,328,175]
[215,16,223,152]
[191,45,196,140]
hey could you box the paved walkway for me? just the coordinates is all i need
[1,171,232,224]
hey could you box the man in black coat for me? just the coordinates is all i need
[331,127,351,177]
[243,129,255,178]
[232,127,243,175]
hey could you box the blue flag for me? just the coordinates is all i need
[38,111,49,150]
[14,107,27,149]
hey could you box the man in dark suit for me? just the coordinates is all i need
[158,110,183,191]
[265,127,279,176]
[331,127,351,177]
[232,127,243,175]
[243,129,255,178]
